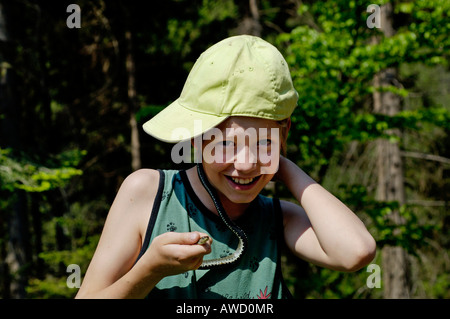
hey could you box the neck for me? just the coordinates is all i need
[218,193,250,220]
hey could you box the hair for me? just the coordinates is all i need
[277,118,290,157]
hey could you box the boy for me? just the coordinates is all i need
[76,35,376,299]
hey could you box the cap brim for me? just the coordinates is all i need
[142,99,228,143]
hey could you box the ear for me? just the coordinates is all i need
[282,117,291,142]
[280,118,291,157]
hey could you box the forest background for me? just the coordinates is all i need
[0,0,448,299]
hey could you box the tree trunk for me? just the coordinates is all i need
[125,30,141,171]
[372,3,411,299]
[5,195,29,299]
[30,194,44,280]
[235,0,262,37]
[0,2,29,299]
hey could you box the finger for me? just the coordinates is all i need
[158,232,201,245]
[160,231,212,245]
[179,238,212,255]
[185,244,211,257]
[164,241,211,266]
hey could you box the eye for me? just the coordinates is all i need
[258,139,271,146]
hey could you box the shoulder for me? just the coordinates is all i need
[119,169,161,198]
[112,169,161,225]
[122,168,160,187]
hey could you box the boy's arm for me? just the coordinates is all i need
[76,169,211,298]
[277,157,376,272]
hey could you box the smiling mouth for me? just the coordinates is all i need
[225,175,261,185]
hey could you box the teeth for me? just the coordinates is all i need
[231,177,255,185]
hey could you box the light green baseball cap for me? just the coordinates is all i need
[143,35,298,143]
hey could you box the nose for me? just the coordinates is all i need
[233,145,257,173]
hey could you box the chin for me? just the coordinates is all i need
[225,193,259,204]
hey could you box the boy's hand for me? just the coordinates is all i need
[142,232,212,278]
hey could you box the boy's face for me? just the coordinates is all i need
[199,116,284,205]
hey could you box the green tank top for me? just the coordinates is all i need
[136,169,292,299]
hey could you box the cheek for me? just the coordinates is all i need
[259,173,275,187]
[202,163,229,182]
[211,162,229,173]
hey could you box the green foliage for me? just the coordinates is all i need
[27,235,100,299]
[275,0,449,299]
[277,0,449,177]
[337,184,438,256]
[27,276,74,299]
[0,148,84,192]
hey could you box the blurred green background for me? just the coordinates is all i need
[0,0,448,298]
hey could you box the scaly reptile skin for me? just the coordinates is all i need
[196,236,210,245]
[196,164,248,269]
